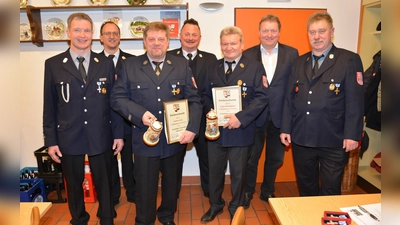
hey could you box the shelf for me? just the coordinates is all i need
[20,3,189,47]
[372,31,381,35]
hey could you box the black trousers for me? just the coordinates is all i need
[260,120,285,196]
[62,150,115,225]
[245,119,267,195]
[111,134,135,203]
[134,150,185,225]
[192,113,209,194]
[208,141,250,217]
[292,142,349,196]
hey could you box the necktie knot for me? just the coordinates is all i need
[77,57,87,83]
[108,54,115,59]
[187,53,193,61]
[152,61,163,76]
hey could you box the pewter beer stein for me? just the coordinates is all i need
[205,109,220,140]
[143,118,163,146]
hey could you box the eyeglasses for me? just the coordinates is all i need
[102,32,120,37]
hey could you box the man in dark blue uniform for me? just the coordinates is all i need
[111,22,202,225]
[280,12,364,196]
[99,20,136,205]
[168,18,217,198]
[43,13,124,225]
[200,26,269,222]
[242,14,298,208]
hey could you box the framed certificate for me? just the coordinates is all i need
[212,85,242,125]
[163,99,189,144]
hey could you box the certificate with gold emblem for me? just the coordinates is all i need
[212,85,242,125]
[163,99,189,144]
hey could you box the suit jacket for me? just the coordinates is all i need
[43,49,125,156]
[168,48,217,94]
[101,49,136,135]
[243,43,298,128]
[201,55,269,147]
[111,53,202,158]
[280,44,364,147]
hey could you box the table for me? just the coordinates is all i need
[20,202,52,225]
[269,193,381,225]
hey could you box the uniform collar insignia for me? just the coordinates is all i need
[94,57,99,63]
[143,60,148,65]
[122,56,126,60]
[166,60,172,65]
[177,50,181,55]
[199,53,203,58]
[63,58,68,63]
[240,63,244,68]
[329,54,334,59]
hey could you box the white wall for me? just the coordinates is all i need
[19,0,361,176]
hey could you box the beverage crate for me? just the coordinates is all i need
[34,146,63,178]
[20,167,38,180]
[43,176,67,203]
[20,178,47,202]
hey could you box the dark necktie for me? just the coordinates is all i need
[108,54,115,59]
[225,60,235,80]
[313,54,324,76]
[77,57,87,83]
[152,61,163,76]
[187,53,193,62]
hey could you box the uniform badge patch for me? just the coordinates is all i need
[262,76,268,88]
[356,72,363,85]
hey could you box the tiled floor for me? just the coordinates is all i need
[39,181,367,225]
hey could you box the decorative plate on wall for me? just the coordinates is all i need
[87,0,109,6]
[20,23,32,41]
[20,0,28,8]
[44,18,66,40]
[127,0,147,5]
[162,0,183,4]
[129,16,149,38]
[51,0,72,6]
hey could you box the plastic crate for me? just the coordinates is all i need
[20,167,38,180]
[20,178,47,202]
[34,146,63,178]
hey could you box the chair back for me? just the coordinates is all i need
[31,206,40,225]
[231,206,246,225]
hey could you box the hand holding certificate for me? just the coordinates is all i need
[212,85,242,126]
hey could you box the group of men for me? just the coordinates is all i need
[43,10,364,225]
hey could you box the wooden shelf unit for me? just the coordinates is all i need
[20,3,189,47]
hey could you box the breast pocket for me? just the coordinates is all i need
[131,82,150,104]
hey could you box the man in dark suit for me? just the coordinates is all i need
[168,18,217,197]
[99,20,136,205]
[111,22,202,225]
[43,13,124,225]
[280,12,364,196]
[200,26,269,222]
[242,14,298,208]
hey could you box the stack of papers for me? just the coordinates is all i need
[340,203,381,225]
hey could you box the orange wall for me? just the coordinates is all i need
[234,8,326,182]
